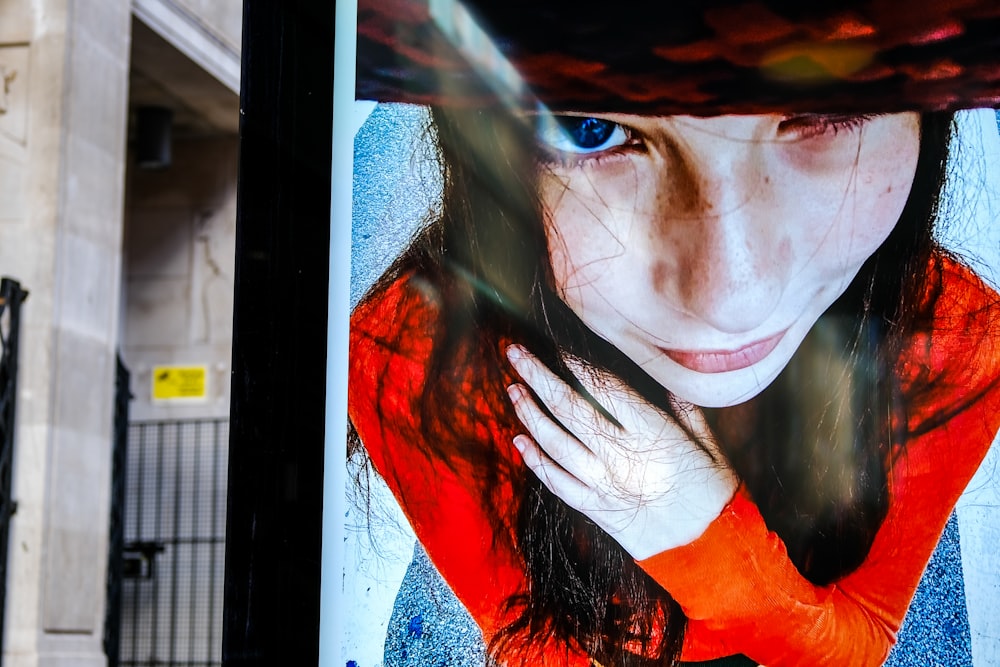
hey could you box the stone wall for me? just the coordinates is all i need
[122,136,238,422]
[0,0,240,664]
[0,1,132,666]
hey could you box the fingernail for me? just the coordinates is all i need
[512,435,528,452]
[506,344,525,364]
[506,384,522,402]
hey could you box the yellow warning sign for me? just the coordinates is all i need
[152,365,207,400]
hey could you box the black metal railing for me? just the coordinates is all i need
[104,357,133,667]
[116,419,229,667]
[0,277,28,665]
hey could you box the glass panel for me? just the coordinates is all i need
[327,3,1000,665]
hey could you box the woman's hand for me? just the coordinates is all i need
[506,344,737,560]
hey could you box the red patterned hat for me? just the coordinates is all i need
[356,0,1000,114]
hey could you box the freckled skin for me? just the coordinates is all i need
[540,113,921,407]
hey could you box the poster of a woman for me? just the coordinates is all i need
[330,2,1000,665]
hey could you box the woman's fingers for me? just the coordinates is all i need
[507,344,692,454]
[511,432,591,510]
[506,382,598,482]
[561,353,632,413]
[504,345,737,557]
[506,345,619,444]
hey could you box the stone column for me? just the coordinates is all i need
[0,0,132,665]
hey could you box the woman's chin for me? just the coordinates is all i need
[650,354,790,408]
[639,321,813,408]
[672,379,772,409]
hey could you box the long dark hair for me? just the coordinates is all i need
[356,107,955,665]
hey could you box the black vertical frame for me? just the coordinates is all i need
[0,277,28,667]
[102,357,131,667]
[223,1,333,664]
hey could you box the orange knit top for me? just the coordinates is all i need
[348,255,1000,666]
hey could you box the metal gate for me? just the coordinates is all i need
[111,418,229,667]
[104,357,133,667]
[0,277,28,665]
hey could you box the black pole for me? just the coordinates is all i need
[223,0,333,664]
[0,278,28,667]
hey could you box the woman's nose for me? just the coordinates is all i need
[650,127,785,333]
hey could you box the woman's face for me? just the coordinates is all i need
[537,112,921,408]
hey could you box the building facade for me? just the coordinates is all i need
[0,1,240,665]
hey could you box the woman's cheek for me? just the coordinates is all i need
[840,172,917,266]
[848,120,921,255]
[545,208,603,310]
[543,190,629,296]
[802,135,917,274]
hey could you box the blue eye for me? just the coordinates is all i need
[537,115,628,154]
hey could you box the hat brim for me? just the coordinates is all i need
[357,0,1000,114]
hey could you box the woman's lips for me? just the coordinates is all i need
[658,330,788,374]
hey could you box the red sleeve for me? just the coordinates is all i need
[348,277,590,665]
[638,258,1000,666]
[351,261,1000,666]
